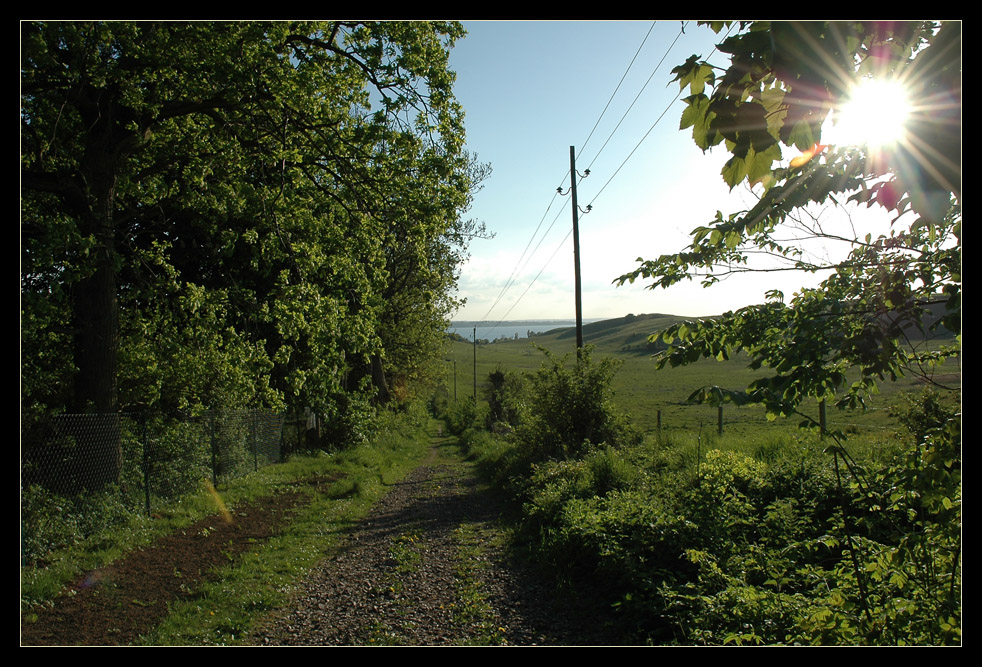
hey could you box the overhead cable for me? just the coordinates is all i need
[584,21,687,173]
[578,21,657,157]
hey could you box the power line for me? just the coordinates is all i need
[483,159,595,336]
[489,226,574,327]
[480,200,571,337]
[579,21,656,157]
[476,166,573,324]
[586,90,682,209]
[496,22,711,327]
[477,23,661,328]
[586,22,733,210]
[583,21,688,173]
[471,22,730,329]
[477,183,564,324]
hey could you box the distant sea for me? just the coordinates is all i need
[449,319,603,342]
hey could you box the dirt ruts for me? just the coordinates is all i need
[251,436,615,646]
[23,433,623,646]
[21,489,308,646]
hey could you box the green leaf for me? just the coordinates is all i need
[786,120,816,152]
[721,154,749,189]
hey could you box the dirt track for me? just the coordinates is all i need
[21,488,309,646]
[23,433,622,646]
[252,436,615,645]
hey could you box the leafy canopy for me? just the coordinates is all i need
[618,21,960,421]
[21,21,480,430]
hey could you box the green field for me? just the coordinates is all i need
[442,312,960,440]
[444,312,961,645]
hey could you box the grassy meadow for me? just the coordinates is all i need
[443,312,960,445]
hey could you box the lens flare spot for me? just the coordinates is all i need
[204,479,233,524]
[80,569,108,588]
[789,143,828,168]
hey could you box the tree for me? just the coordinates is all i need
[372,151,492,401]
[618,21,960,422]
[22,21,478,481]
[613,23,961,643]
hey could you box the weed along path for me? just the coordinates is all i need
[253,432,608,646]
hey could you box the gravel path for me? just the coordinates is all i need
[252,434,616,646]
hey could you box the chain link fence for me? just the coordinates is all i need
[21,410,286,565]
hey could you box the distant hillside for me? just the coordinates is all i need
[531,313,697,356]
[526,302,956,357]
[448,306,959,435]
[891,300,959,341]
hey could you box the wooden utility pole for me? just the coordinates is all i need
[570,146,584,352]
[473,326,477,400]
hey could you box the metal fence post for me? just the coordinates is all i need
[141,412,151,517]
[295,405,302,453]
[210,412,218,488]
[279,414,286,462]
[250,410,262,472]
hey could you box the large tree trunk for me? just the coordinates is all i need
[70,238,122,490]
[71,245,118,415]
[370,354,391,404]
[65,86,139,490]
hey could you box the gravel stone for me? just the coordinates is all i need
[252,439,616,646]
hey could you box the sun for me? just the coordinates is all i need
[826,77,912,150]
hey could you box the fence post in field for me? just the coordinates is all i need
[295,405,302,453]
[210,412,218,488]
[657,410,661,431]
[819,399,827,440]
[252,412,259,472]
[279,415,286,463]
[141,412,151,517]
[718,405,723,436]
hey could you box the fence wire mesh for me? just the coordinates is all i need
[21,410,285,565]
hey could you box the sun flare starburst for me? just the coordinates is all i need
[827,77,912,150]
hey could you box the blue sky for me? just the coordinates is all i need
[445,20,895,324]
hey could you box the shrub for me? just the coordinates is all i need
[318,392,378,450]
[485,367,527,431]
[513,346,640,463]
[21,484,134,566]
[891,388,959,445]
[583,445,637,497]
[441,397,488,436]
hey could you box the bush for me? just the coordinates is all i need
[21,484,134,566]
[469,377,962,644]
[485,366,527,431]
[318,392,378,450]
[583,445,637,497]
[441,397,488,436]
[513,346,640,463]
[892,388,959,445]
